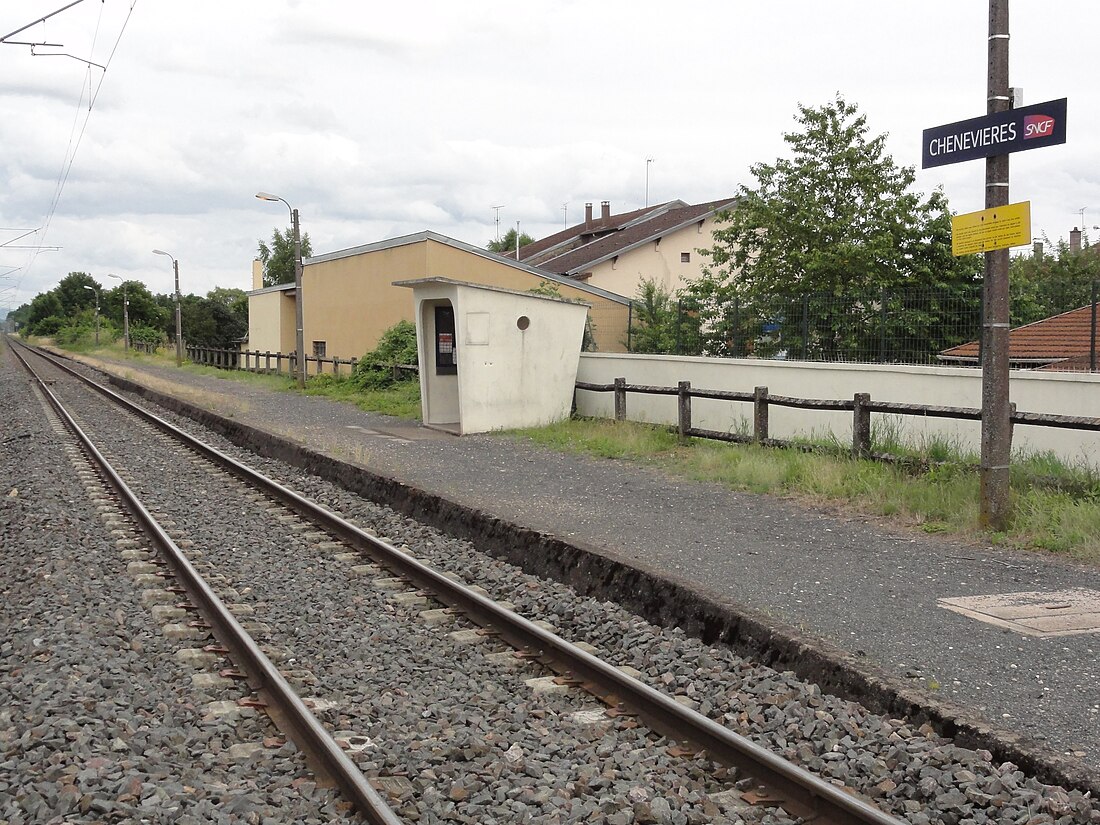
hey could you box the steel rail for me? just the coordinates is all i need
[9,342,401,825]
[21,343,907,825]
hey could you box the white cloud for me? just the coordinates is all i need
[3,0,1098,312]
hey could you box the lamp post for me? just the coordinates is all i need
[152,249,183,366]
[82,284,100,346]
[107,273,129,353]
[255,191,305,389]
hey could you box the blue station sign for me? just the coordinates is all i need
[922,98,1067,169]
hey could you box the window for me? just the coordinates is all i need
[681,252,691,263]
[312,341,326,357]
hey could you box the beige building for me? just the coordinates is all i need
[247,231,632,361]
[515,198,738,298]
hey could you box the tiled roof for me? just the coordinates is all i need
[939,304,1099,368]
[516,198,737,275]
[517,203,667,264]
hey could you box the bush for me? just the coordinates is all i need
[353,320,419,389]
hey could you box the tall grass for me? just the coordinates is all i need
[512,418,1100,562]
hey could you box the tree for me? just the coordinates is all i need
[103,280,169,332]
[487,228,534,255]
[691,95,981,361]
[54,272,100,316]
[206,286,248,328]
[628,279,680,354]
[26,291,64,335]
[1009,235,1100,326]
[258,227,312,287]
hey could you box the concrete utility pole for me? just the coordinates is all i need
[107,273,128,353]
[256,192,306,389]
[152,250,183,366]
[980,0,1012,529]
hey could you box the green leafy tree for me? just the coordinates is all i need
[103,280,170,332]
[178,294,247,348]
[692,95,981,360]
[487,228,534,255]
[1010,235,1100,326]
[27,291,64,335]
[628,279,681,354]
[54,272,100,316]
[258,227,313,287]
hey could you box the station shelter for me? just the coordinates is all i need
[395,278,589,435]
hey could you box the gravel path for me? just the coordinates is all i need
[7,345,1099,823]
[57,352,1100,774]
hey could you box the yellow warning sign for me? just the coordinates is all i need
[951,201,1032,256]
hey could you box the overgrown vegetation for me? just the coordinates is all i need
[510,417,1100,561]
[352,320,419,389]
[10,271,246,349]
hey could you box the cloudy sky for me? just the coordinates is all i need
[2,1,1097,312]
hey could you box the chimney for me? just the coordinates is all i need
[1071,227,1082,254]
[601,200,611,220]
[1033,241,1043,260]
[252,258,263,290]
[584,202,593,226]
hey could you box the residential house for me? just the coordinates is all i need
[511,197,737,299]
[247,231,633,362]
[939,303,1099,371]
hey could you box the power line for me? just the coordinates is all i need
[16,1,140,302]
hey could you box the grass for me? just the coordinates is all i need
[510,417,1100,563]
[304,374,422,419]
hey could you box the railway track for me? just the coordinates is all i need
[8,339,1092,825]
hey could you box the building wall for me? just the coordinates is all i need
[575,353,1100,467]
[581,214,723,298]
[300,238,629,360]
[303,242,429,362]
[247,289,297,355]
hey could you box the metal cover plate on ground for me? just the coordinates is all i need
[938,589,1100,637]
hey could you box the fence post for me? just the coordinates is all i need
[1091,280,1097,373]
[852,392,871,459]
[801,294,810,360]
[753,386,769,443]
[613,377,627,421]
[879,287,888,364]
[732,297,740,357]
[1009,401,1017,443]
[675,301,683,355]
[677,381,691,439]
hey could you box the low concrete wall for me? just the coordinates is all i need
[576,354,1100,466]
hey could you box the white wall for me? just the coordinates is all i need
[576,353,1100,467]
[456,287,587,434]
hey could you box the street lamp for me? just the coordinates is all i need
[82,284,100,346]
[107,273,129,353]
[255,191,305,389]
[152,249,183,366]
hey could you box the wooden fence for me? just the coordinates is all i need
[185,345,418,381]
[576,377,1100,459]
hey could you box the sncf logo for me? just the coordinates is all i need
[1023,114,1055,139]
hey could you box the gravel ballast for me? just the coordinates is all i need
[6,344,1099,823]
[0,351,354,824]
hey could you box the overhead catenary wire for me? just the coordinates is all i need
[13,1,140,305]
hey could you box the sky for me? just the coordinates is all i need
[2,1,1098,315]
